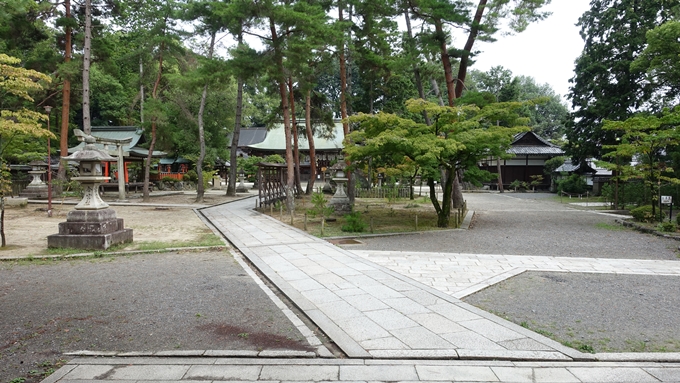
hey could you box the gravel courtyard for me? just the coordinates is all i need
[345,192,680,353]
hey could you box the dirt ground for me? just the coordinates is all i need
[1,191,245,258]
[0,191,323,383]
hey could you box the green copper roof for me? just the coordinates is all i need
[247,122,345,151]
[68,126,166,158]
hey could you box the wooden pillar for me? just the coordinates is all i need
[525,155,529,182]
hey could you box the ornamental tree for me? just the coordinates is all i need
[600,107,680,218]
[346,98,530,227]
[0,54,54,247]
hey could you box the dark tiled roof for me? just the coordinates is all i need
[508,131,564,155]
[508,146,565,155]
[237,128,268,146]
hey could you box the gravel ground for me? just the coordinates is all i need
[0,250,314,383]
[343,192,680,353]
[350,192,680,260]
[463,271,680,353]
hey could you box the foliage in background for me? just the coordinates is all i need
[556,174,587,195]
[236,154,284,182]
[599,106,680,217]
[566,0,676,164]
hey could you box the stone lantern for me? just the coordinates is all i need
[19,160,49,199]
[327,163,352,214]
[47,130,133,250]
[236,169,248,193]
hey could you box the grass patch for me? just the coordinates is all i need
[266,195,462,237]
[131,233,224,251]
[594,222,626,231]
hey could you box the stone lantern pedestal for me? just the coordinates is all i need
[328,168,352,215]
[47,131,133,250]
[19,160,50,199]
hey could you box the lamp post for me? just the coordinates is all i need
[44,105,52,217]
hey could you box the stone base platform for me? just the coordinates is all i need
[47,208,133,250]
[19,186,50,199]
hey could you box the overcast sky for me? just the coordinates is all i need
[468,0,592,103]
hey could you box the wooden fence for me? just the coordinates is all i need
[10,180,30,196]
[355,187,411,199]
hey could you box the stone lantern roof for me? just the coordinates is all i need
[63,130,117,163]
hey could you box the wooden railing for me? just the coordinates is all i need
[150,172,185,181]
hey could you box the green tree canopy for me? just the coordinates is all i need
[632,20,680,105]
[346,98,531,227]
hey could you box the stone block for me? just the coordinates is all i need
[47,228,133,250]
[4,197,28,207]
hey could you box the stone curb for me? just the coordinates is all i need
[0,246,228,261]
[62,350,317,358]
[617,219,680,242]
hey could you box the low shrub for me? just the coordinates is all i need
[183,170,198,183]
[161,176,179,183]
[658,221,677,232]
[342,211,367,232]
[509,179,528,191]
[630,205,665,223]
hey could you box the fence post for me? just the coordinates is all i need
[321,216,325,236]
[415,214,418,231]
[304,212,308,231]
[370,217,374,234]
[280,205,283,221]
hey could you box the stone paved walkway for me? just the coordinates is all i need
[44,196,680,382]
[200,198,582,361]
[44,357,680,383]
[352,251,680,299]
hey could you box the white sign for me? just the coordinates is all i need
[661,195,672,205]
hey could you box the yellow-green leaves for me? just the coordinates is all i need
[0,53,51,102]
[0,54,54,140]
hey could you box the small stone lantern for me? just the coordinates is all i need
[19,160,49,199]
[328,163,352,214]
[47,131,133,250]
[236,169,248,193]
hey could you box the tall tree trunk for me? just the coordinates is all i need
[82,0,92,134]
[404,8,430,125]
[454,0,487,98]
[195,32,215,203]
[339,2,355,204]
[496,157,504,192]
[438,168,455,227]
[1,196,5,247]
[143,42,164,202]
[140,57,144,124]
[434,19,455,107]
[431,78,445,106]
[58,0,71,185]
[452,169,464,208]
[228,28,244,197]
[270,17,295,211]
[289,78,303,195]
[304,90,316,194]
